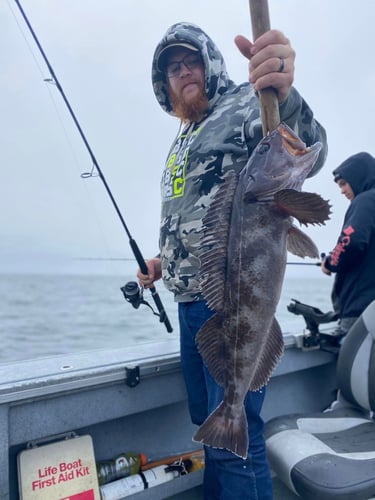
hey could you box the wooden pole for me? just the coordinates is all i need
[249,0,280,134]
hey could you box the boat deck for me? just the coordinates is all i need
[170,475,300,499]
[2,335,337,499]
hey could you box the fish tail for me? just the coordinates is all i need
[193,402,248,459]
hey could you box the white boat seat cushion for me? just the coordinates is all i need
[265,300,375,500]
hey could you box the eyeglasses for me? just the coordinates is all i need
[166,53,202,78]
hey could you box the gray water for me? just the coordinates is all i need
[0,268,334,363]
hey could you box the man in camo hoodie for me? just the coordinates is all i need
[138,22,327,499]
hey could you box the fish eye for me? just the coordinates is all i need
[258,143,270,154]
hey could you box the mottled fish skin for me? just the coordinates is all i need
[193,123,330,459]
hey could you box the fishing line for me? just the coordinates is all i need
[6,0,113,269]
[13,0,173,333]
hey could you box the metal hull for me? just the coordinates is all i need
[1,334,337,499]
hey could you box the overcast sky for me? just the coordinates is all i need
[1,0,374,275]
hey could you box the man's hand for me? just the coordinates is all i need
[136,257,162,288]
[235,30,295,104]
[321,258,332,276]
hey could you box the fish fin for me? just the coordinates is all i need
[199,171,238,311]
[196,314,226,387]
[249,318,284,391]
[287,225,320,258]
[193,401,249,459]
[274,189,331,226]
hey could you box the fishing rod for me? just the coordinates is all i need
[14,0,173,333]
[287,253,326,267]
[287,262,321,266]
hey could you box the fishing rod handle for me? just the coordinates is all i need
[129,238,173,333]
[149,286,173,333]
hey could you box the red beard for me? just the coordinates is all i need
[169,83,208,123]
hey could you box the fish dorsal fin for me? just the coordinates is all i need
[287,225,320,258]
[196,314,226,387]
[199,171,238,311]
[274,189,331,226]
[249,317,284,391]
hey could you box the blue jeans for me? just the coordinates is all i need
[178,301,273,500]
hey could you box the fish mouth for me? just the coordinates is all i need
[279,125,307,156]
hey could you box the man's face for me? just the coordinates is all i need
[165,47,207,122]
[337,178,355,201]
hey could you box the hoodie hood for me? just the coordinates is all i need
[333,152,375,196]
[152,22,233,117]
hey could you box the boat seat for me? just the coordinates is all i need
[265,300,375,500]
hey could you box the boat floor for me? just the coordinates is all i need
[168,475,299,499]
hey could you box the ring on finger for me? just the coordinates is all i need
[278,57,285,73]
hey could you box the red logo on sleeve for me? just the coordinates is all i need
[329,225,355,266]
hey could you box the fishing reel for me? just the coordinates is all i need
[121,281,145,309]
[121,281,160,318]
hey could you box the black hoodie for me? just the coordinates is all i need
[325,152,375,318]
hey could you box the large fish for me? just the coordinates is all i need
[193,123,331,459]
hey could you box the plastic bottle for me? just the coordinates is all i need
[187,452,205,472]
[99,464,179,499]
[96,452,147,485]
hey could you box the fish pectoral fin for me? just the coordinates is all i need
[249,317,284,391]
[274,189,331,225]
[287,225,319,258]
[196,314,226,387]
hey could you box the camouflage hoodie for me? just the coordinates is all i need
[152,22,327,302]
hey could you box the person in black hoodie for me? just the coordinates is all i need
[322,152,375,335]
